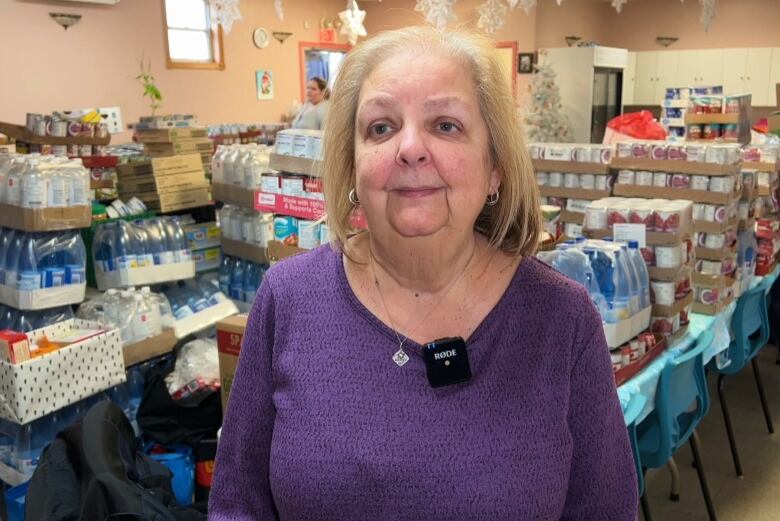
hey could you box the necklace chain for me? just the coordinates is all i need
[369,242,477,366]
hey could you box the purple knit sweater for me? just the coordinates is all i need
[209,245,637,520]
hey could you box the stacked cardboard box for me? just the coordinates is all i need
[136,127,213,179]
[116,154,210,213]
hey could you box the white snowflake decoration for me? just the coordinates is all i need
[414,0,457,29]
[699,0,717,32]
[339,0,367,46]
[507,0,520,8]
[274,0,284,21]
[611,0,628,13]
[209,0,242,34]
[477,0,507,33]
[516,0,537,15]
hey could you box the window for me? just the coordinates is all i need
[163,0,224,70]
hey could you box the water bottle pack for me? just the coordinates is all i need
[218,204,274,247]
[92,217,192,274]
[0,227,86,293]
[159,276,229,321]
[218,254,266,304]
[211,143,275,188]
[0,304,74,333]
[0,153,91,209]
[77,286,173,345]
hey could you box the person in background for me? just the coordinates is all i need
[209,26,637,520]
[291,77,330,130]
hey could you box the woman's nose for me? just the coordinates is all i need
[395,126,431,167]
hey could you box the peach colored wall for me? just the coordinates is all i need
[0,0,348,143]
[361,0,538,104]
[535,0,613,50]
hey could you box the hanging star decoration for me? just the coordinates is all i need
[699,0,717,32]
[414,0,458,29]
[274,0,284,21]
[208,0,243,33]
[516,0,538,15]
[476,0,507,33]
[611,0,628,13]
[339,0,367,46]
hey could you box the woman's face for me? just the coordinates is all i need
[354,52,500,240]
[306,81,324,104]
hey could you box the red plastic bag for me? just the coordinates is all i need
[603,111,667,144]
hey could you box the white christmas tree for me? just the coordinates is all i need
[524,61,572,143]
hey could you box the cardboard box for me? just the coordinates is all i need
[692,293,735,315]
[613,184,739,205]
[95,261,196,291]
[267,240,308,262]
[174,299,238,339]
[559,210,584,225]
[192,246,221,272]
[222,237,267,264]
[123,328,177,367]
[585,227,691,247]
[603,306,651,349]
[684,113,741,125]
[212,182,257,208]
[0,283,86,311]
[137,188,212,213]
[118,170,208,195]
[0,204,91,232]
[216,314,248,410]
[531,159,611,175]
[185,221,221,250]
[695,244,738,261]
[652,291,694,318]
[0,319,125,424]
[610,157,741,177]
[692,273,736,288]
[538,186,612,200]
[144,139,213,158]
[116,154,204,178]
[136,127,209,143]
[693,216,738,234]
[648,263,692,283]
[268,152,322,177]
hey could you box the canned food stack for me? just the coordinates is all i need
[684,93,752,145]
[611,141,744,314]
[529,142,615,240]
[661,86,723,142]
[136,126,213,180]
[115,153,210,214]
[583,197,694,339]
[755,219,780,276]
[19,112,110,158]
[207,123,287,146]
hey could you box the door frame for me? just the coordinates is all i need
[299,41,352,102]
[496,40,518,97]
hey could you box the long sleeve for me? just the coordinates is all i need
[560,304,638,521]
[208,280,278,520]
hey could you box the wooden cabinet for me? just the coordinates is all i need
[770,48,780,106]
[633,51,657,105]
[723,48,771,104]
[622,52,636,108]
[698,49,724,87]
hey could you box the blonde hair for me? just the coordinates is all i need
[322,26,541,257]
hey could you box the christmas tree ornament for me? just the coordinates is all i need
[274,0,284,21]
[414,0,458,28]
[611,0,628,13]
[339,0,367,45]
[209,0,243,33]
[523,58,572,143]
[476,0,507,33]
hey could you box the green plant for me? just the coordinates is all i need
[136,55,163,116]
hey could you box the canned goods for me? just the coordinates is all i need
[67,144,79,157]
[653,172,669,187]
[26,113,42,132]
[536,172,549,186]
[298,220,321,250]
[616,142,633,159]
[721,124,738,140]
[33,117,47,137]
[635,171,654,186]
[78,144,92,157]
[669,174,691,189]
[687,124,702,140]
[690,175,710,191]
[702,124,721,140]
[709,176,735,194]
[52,145,67,157]
[650,143,668,160]
[548,172,562,187]
[49,119,68,137]
[655,245,682,268]
[667,145,687,161]
[319,223,330,245]
[579,174,595,190]
[594,175,608,191]
[685,144,706,162]
[564,173,579,188]
[274,216,299,246]
[651,281,676,306]
[617,170,635,185]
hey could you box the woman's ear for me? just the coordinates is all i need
[489,166,502,194]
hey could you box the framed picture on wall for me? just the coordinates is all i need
[518,53,535,74]
[256,70,274,100]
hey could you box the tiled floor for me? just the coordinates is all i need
[642,344,780,521]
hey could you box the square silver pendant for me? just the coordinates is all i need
[392,348,409,367]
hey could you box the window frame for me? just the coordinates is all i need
[162,0,225,71]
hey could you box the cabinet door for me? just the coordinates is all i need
[722,48,747,94]
[634,51,658,105]
[623,52,637,106]
[698,49,724,88]
[770,48,780,106]
[677,50,699,87]
[745,47,772,106]
[655,51,680,103]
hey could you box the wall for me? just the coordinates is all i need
[0,0,348,142]
[361,0,537,103]
[534,0,613,50]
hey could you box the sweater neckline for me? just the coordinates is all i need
[333,245,530,358]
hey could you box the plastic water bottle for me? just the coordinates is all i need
[5,157,27,205]
[223,145,240,185]
[166,285,195,320]
[115,221,138,271]
[737,229,758,294]
[20,159,47,208]
[144,221,165,266]
[0,419,18,466]
[220,205,235,240]
[46,163,68,208]
[126,367,145,436]
[615,244,640,316]
[132,223,154,268]
[211,145,226,185]
[14,417,48,479]
[229,259,245,301]
[4,231,24,289]
[17,233,41,291]
[627,240,651,310]
[0,228,14,285]
[70,160,90,206]
[218,255,234,294]
[63,231,86,285]
[0,155,17,202]
[198,278,227,307]
[0,304,15,329]
[173,219,192,263]
[244,146,269,189]
[611,247,633,321]
[233,147,251,188]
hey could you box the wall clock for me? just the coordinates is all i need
[253,27,270,49]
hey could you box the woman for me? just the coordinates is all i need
[209,27,637,520]
[291,77,330,130]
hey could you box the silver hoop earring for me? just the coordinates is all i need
[348,189,360,206]
[486,191,499,206]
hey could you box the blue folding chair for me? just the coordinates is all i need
[709,278,773,477]
[637,330,717,521]
[623,393,647,517]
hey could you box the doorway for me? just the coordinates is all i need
[298,42,351,102]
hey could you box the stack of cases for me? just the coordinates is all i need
[115,153,211,213]
[136,126,213,180]
[611,141,743,314]
[529,142,615,240]
[662,86,723,142]
[684,93,752,145]
[583,197,694,339]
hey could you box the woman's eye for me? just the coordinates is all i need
[370,123,391,136]
[438,121,459,133]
